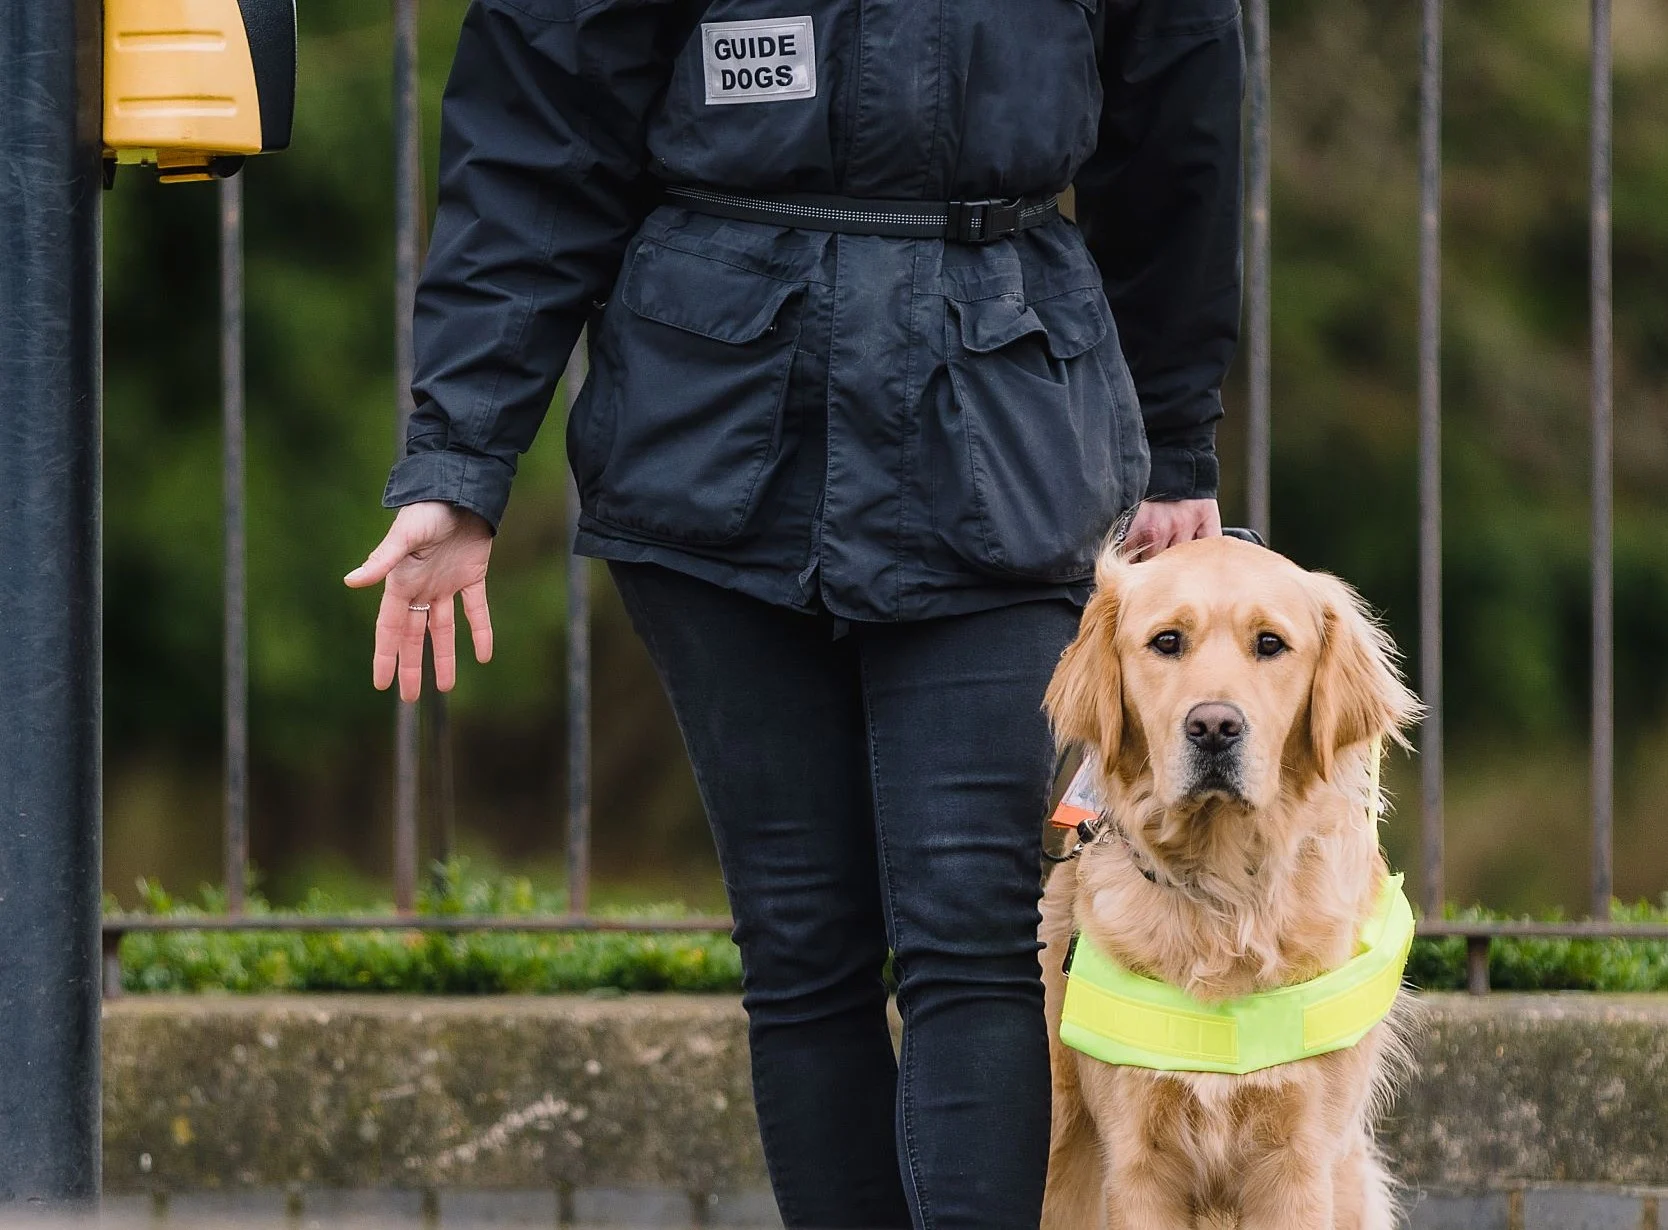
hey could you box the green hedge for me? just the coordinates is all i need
[1406,900,1668,992]
[110,870,1668,995]
[111,869,740,995]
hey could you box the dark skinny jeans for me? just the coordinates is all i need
[609,562,1080,1230]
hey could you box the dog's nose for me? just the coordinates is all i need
[1186,702,1245,754]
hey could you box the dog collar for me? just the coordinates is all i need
[1059,873,1413,1076]
[1110,821,1170,886]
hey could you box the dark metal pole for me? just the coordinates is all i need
[0,0,104,1203]
[565,345,593,917]
[1466,937,1491,996]
[1417,0,1445,919]
[427,689,458,886]
[393,712,420,915]
[406,6,453,884]
[1589,0,1614,920]
[1245,0,1272,541]
[392,0,422,914]
[222,176,250,915]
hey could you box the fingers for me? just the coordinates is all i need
[375,590,461,699]
[1191,500,1224,541]
[430,595,458,693]
[1122,499,1223,561]
[345,524,410,588]
[372,588,406,692]
[1120,502,1163,561]
[353,504,488,697]
[397,600,428,703]
[461,581,494,664]
[373,589,430,700]
[1121,529,1158,562]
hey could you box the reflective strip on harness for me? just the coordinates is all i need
[1060,874,1413,1076]
[1064,974,1241,1065]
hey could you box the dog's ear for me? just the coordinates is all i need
[1045,552,1127,768]
[1305,573,1422,782]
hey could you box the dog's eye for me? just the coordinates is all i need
[1256,633,1287,658]
[1150,631,1183,656]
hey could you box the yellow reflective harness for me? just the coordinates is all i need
[1058,745,1413,1075]
[1060,874,1412,1075]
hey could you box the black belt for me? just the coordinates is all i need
[665,185,1060,244]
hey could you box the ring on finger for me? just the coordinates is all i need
[408,603,432,613]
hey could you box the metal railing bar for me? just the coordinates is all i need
[393,713,421,915]
[1417,0,1445,919]
[96,918,1668,940]
[1244,0,1272,542]
[392,0,423,914]
[102,932,124,1001]
[1465,936,1490,995]
[429,683,458,881]
[1589,0,1614,921]
[1416,920,1668,939]
[102,915,735,935]
[221,175,249,916]
[565,343,593,918]
[418,133,452,882]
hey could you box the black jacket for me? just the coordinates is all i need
[385,0,1243,620]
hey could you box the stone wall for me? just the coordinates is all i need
[103,993,1668,1218]
[105,996,762,1194]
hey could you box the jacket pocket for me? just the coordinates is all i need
[941,286,1138,581]
[578,240,806,546]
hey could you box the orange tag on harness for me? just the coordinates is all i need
[1049,756,1103,829]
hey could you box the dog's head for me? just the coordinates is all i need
[1046,537,1419,814]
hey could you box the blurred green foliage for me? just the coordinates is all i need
[103,1,1668,915]
[111,867,1668,995]
[1407,899,1668,992]
[114,863,740,994]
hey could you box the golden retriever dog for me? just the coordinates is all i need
[1039,536,1421,1230]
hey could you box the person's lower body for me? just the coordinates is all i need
[608,561,1080,1230]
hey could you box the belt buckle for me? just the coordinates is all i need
[948,198,1022,244]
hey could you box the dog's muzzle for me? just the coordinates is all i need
[1180,701,1249,801]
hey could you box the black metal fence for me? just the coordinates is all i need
[99,0,1659,997]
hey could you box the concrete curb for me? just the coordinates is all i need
[64,1183,1668,1229]
[103,993,1668,1199]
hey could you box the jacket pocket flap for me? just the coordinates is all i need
[950,294,1048,355]
[952,289,1109,360]
[1031,288,1111,360]
[622,243,804,344]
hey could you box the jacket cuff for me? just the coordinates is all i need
[382,449,515,532]
[1145,445,1221,502]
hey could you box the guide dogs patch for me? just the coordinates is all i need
[702,17,816,105]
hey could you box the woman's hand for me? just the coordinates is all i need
[344,501,495,701]
[1122,498,1223,560]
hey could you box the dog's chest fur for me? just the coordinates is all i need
[1077,765,1382,1001]
[1074,1034,1388,1213]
